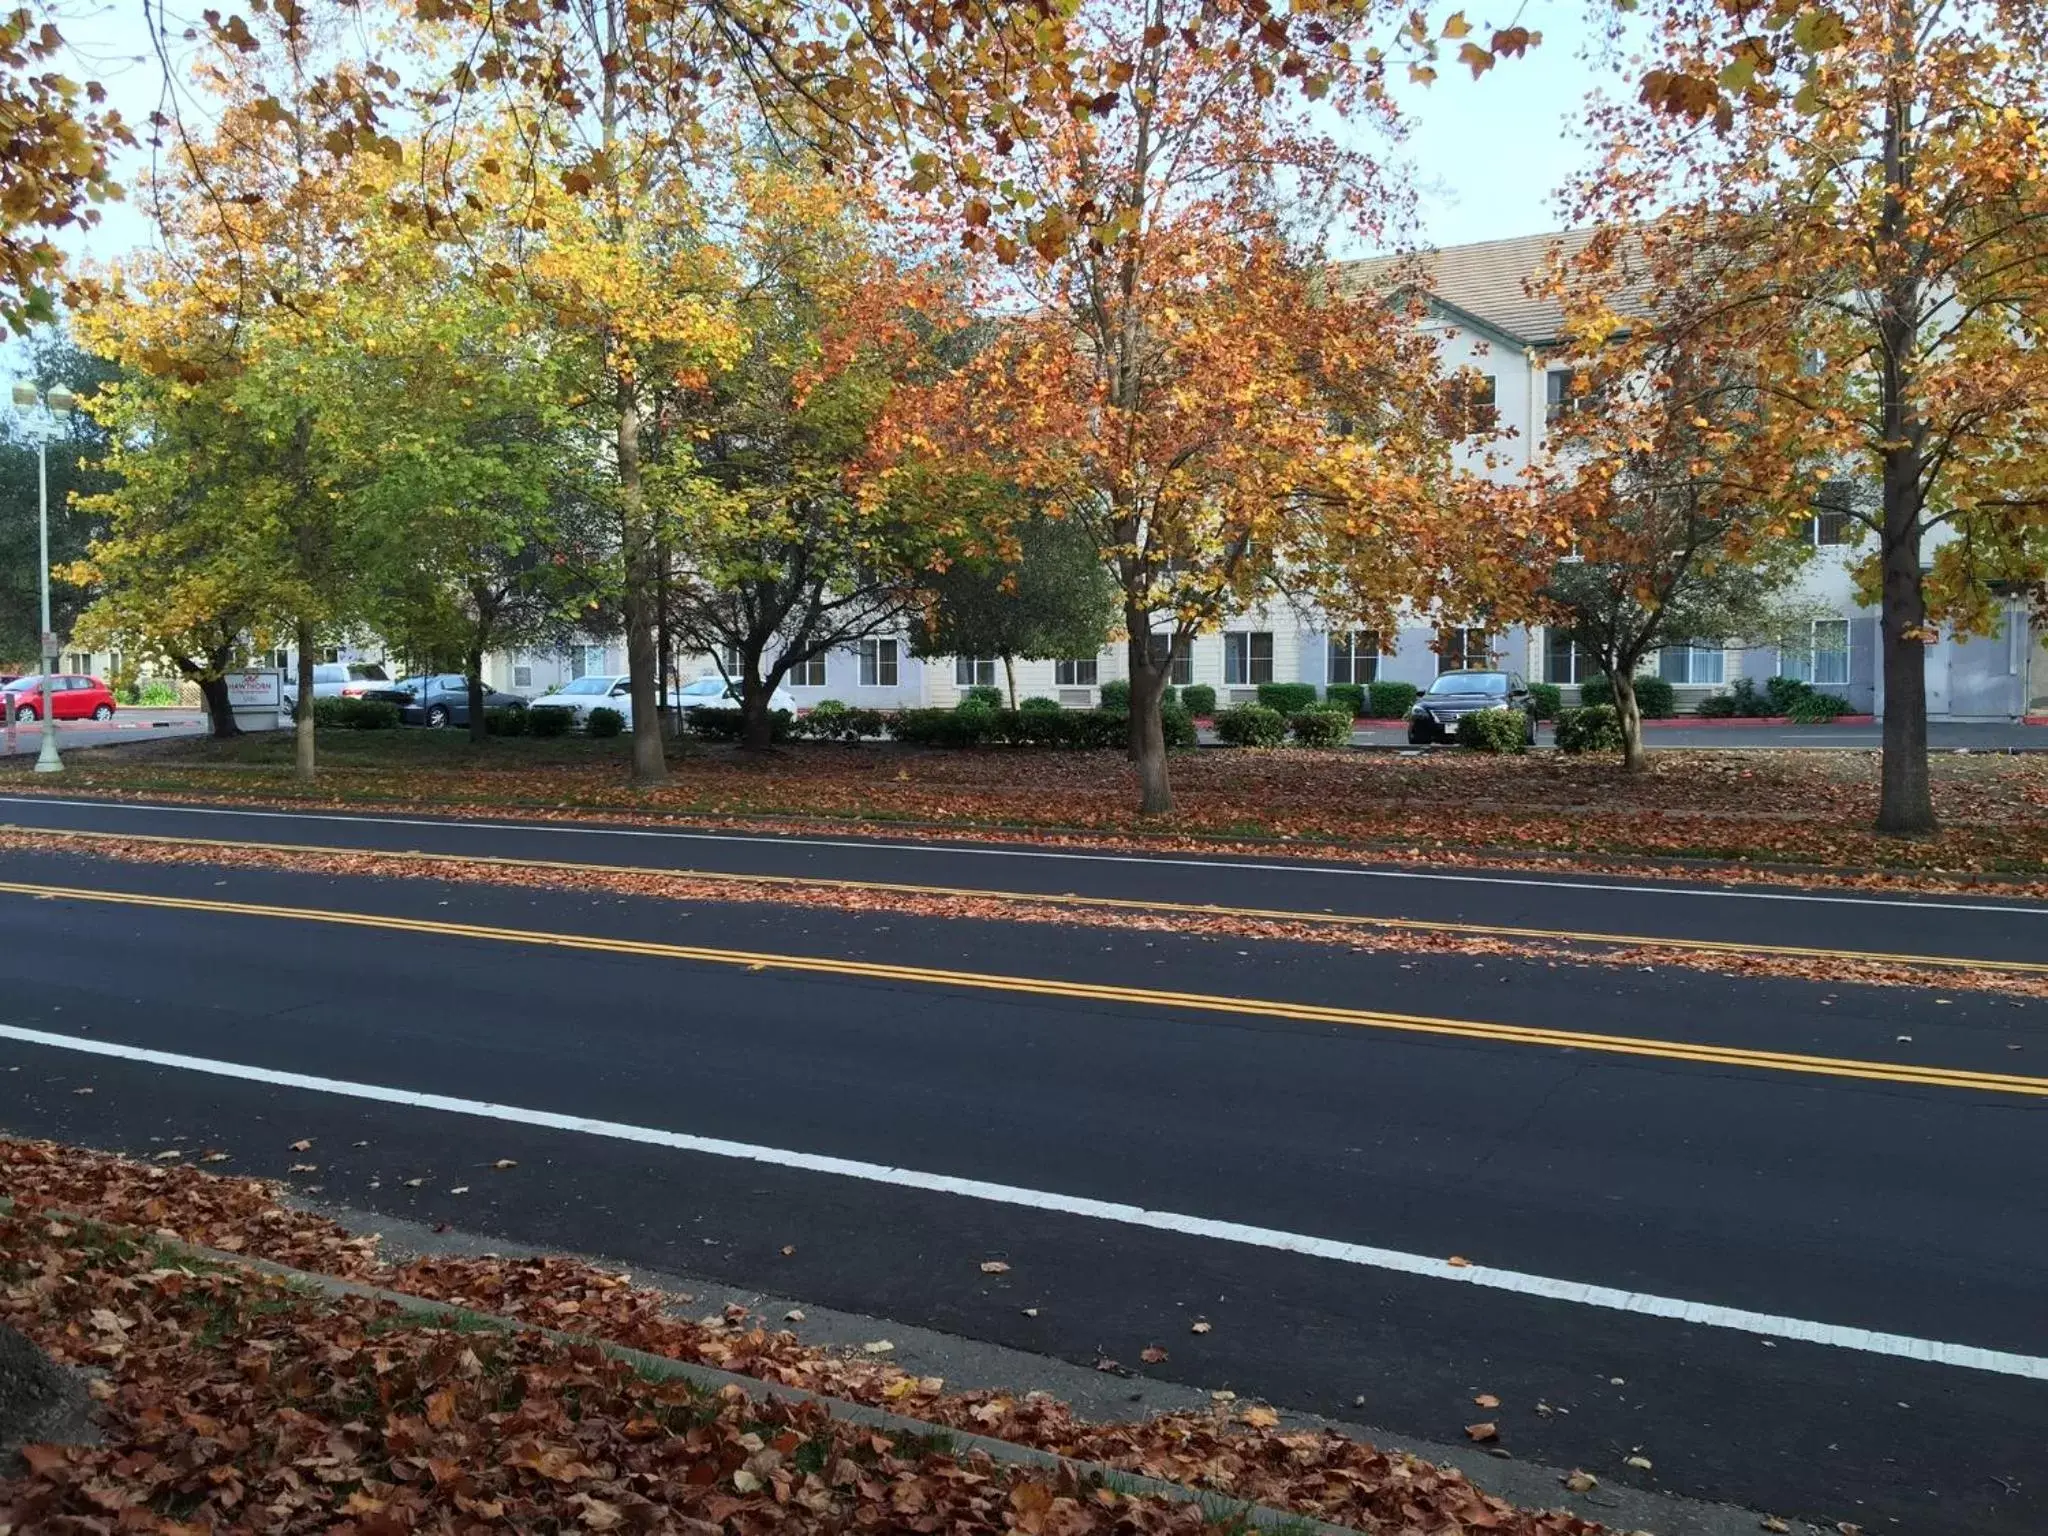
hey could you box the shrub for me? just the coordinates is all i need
[1256,682,1318,715]
[1765,674,1812,716]
[888,707,994,747]
[1579,674,1676,718]
[483,706,527,736]
[1788,690,1854,723]
[1554,704,1625,754]
[1527,682,1562,721]
[1725,678,1771,716]
[1367,680,1419,718]
[1180,683,1217,717]
[1289,708,1353,748]
[1322,683,1365,720]
[962,684,1005,709]
[528,705,573,737]
[796,705,884,742]
[1096,678,1131,710]
[1693,691,1738,718]
[312,696,399,730]
[1157,703,1197,750]
[690,707,791,742]
[1214,703,1288,747]
[1159,685,1180,710]
[586,706,625,738]
[1018,695,1062,715]
[1456,707,1528,754]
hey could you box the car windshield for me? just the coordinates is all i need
[557,677,612,696]
[1428,672,1508,695]
[347,664,389,681]
[680,678,727,697]
[6,675,43,691]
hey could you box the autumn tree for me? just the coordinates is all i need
[881,0,1472,814]
[1561,0,2048,832]
[908,512,1114,708]
[660,165,961,749]
[1532,352,1820,768]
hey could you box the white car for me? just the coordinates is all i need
[281,661,394,712]
[530,674,635,729]
[671,675,799,716]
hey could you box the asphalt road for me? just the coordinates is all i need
[0,807,2043,1533]
[1343,720,2048,751]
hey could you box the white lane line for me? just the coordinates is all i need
[2,794,2044,916]
[4,1020,2042,1382]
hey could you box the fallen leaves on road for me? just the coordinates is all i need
[0,1137,1611,1536]
[1140,1346,1169,1364]
[980,1260,1011,1274]
[1188,1320,1212,1334]
[1466,1422,1499,1442]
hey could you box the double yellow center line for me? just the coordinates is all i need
[2,875,2042,1099]
[7,822,2046,981]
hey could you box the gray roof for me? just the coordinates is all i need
[1338,229,1605,348]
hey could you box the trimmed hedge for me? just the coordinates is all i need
[1256,682,1318,715]
[1456,707,1528,754]
[1322,683,1365,719]
[1527,682,1562,721]
[1554,704,1625,754]
[1180,683,1217,716]
[483,706,527,736]
[884,704,1192,750]
[1289,708,1353,747]
[312,697,400,730]
[1097,678,1131,710]
[528,705,573,737]
[586,706,625,738]
[1580,674,1677,719]
[1214,703,1289,747]
[1367,680,1419,718]
[689,707,792,742]
[1788,689,1854,723]
[792,705,886,742]
[962,685,1005,709]
[1018,695,1062,714]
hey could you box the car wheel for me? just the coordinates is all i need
[92,704,113,721]
[425,704,450,728]
[14,704,36,723]
[1407,725,1428,746]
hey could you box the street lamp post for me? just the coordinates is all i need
[11,380,75,773]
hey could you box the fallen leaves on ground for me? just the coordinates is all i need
[14,738,2048,882]
[0,1137,1608,1535]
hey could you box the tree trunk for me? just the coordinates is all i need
[740,687,774,750]
[194,674,241,738]
[467,646,487,745]
[294,620,316,782]
[1003,654,1018,710]
[1611,669,1646,772]
[1877,535,1938,833]
[614,370,666,786]
[1125,628,1173,814]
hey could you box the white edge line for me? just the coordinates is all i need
[3,1020,2043,1383]
[1,794,2043,917]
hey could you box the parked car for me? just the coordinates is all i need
[1407,670,1536,745]
[364,674,529,728]
[2,674,117,722]
[528,674,634,729]
[670,674,799,716]
[280,661,395,712]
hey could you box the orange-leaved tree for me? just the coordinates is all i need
[877,0,1473,815]
[1560,0,2048,832]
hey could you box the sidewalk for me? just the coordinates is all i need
[0,708,206,758]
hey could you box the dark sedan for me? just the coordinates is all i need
[1407,670,1537,745]
[366,674,528,728]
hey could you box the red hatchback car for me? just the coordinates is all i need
[4,674,118,722]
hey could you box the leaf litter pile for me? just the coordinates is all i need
[3,827,2040,1003]
[0,1138,1607,1535]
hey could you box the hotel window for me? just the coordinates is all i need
[1545,632,1589,685]
[1809,481,1855,546]
[1449,373,1498,437]
[1147,634,1194,685]
[1055,658,1098,687]
[1328,631,1381,685]
[1781,619,1850,687]
[790,655,827,687]
[1658,641,1726,685]
[858,638,899,687]
[1438,627,1493,672]
[955,656,998,688]
[1224,631,1273,686]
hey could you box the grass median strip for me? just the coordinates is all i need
[7,819,2047,982]
[0,874,2042,1098]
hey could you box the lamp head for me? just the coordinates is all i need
[46,386,74,418]
[10,382,34,410]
